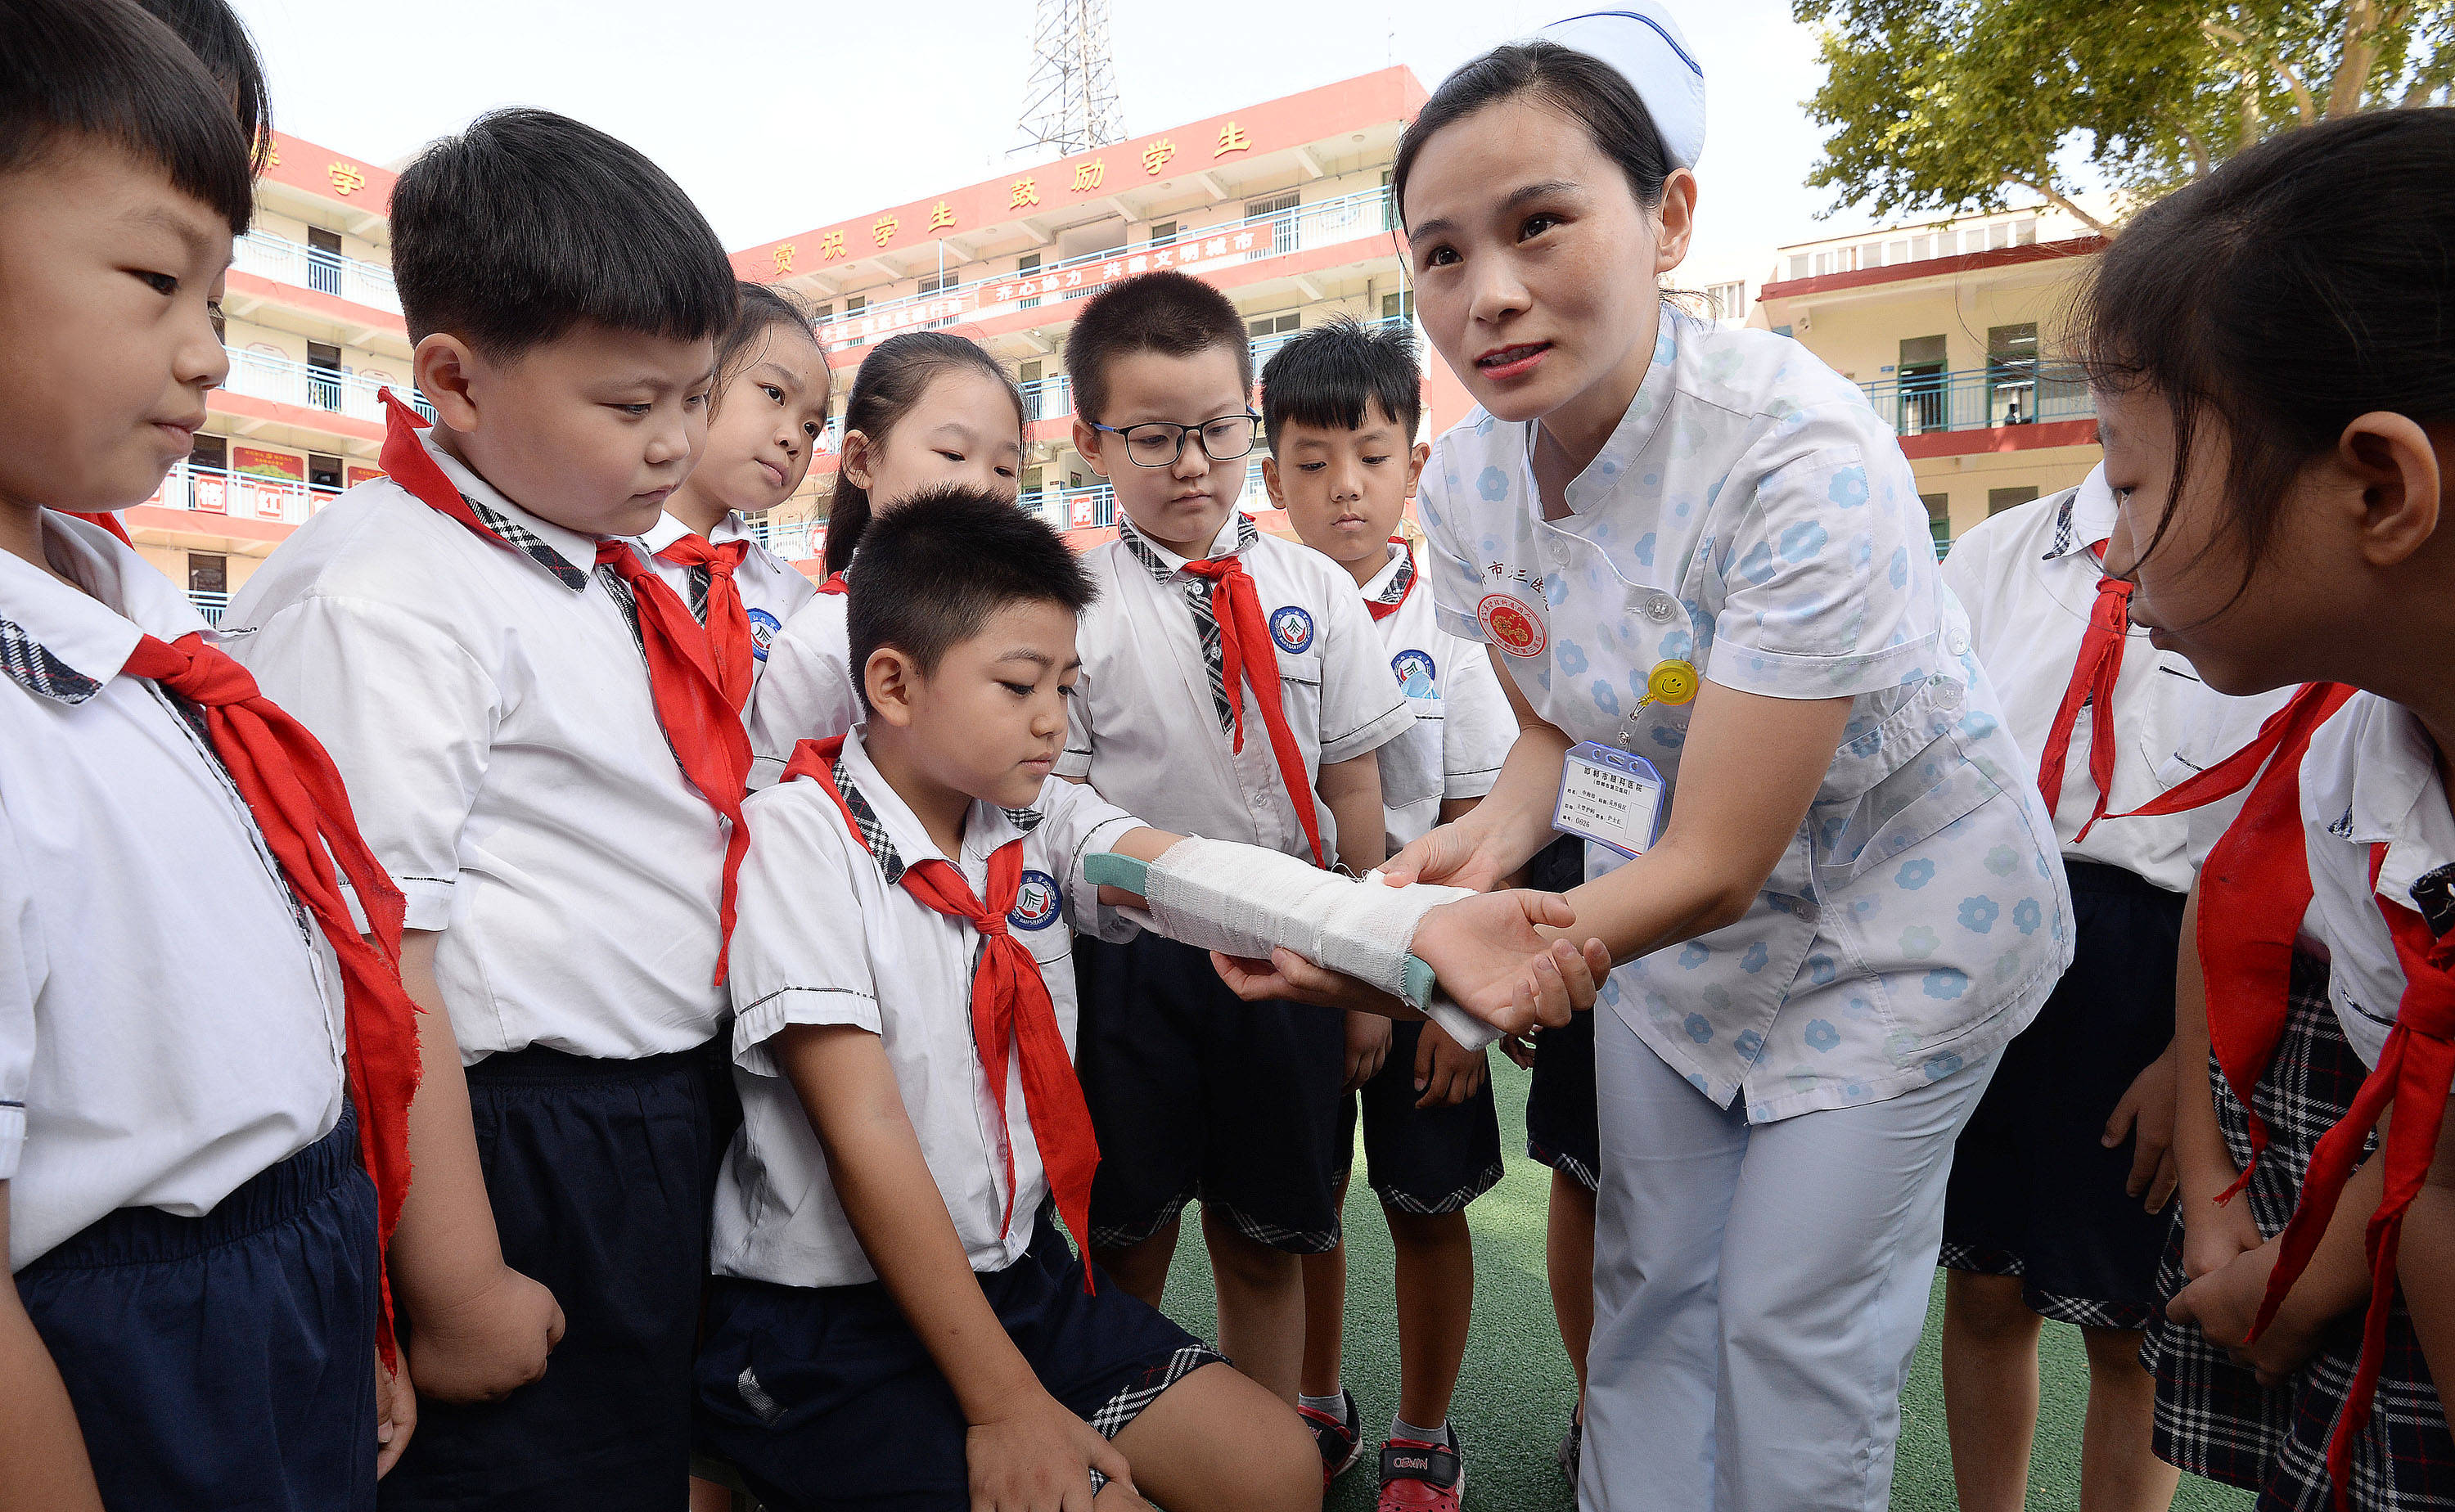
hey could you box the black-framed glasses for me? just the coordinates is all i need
[1090,412,1261,467]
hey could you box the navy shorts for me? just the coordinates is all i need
[1940,860,2184,1329]
[1522,836,1601,1191]
[19,1107,380,1512]
[1340,1019,1504,1214]
[1073,932,1348,1254]
[380,1045,714,1512]
[695,1219,1225,1511]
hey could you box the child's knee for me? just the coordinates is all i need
[2079,1323,2150,1375]
[1944,1272,2042,1345]
[1382,1206,1471,1252]
[1205,1225,1300,1290]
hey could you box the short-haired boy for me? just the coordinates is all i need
[1056,272,1417,1406]
[1,2,417,1505]
[228,108,747,1508]
[1263,318,1511,1507]
[698,488,1586,1510]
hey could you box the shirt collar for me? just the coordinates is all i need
[708,512,755,547]
[1118,510,1257,583]
[1360,540,1412,603]
[834,728,1046,887]
[637,512,697,556]
[419,431,603,584]
[0,510,215,703]
[2041,466,2119,561]
[1543,301,1687,518]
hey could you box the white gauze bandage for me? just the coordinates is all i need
[1124,838,1500,1051]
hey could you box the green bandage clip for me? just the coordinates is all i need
[1083,852,1440,1010]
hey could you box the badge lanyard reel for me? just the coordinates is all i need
[1554,659,1697,858]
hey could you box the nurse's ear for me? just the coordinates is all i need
[1650,168,1698,277]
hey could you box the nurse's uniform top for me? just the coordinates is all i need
[1417,305,2074,1122]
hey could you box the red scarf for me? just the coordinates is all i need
[377,393,752,978]
[817,571,848,597]
[1178,552,1328,868]
[2034,541,2134,841]
[1365,538,1416,624]
[119,632,423,1369]
[653,532,755,713]
[782,737,1101,1289]
[64,511,134,545]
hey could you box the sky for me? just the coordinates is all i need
[227,0,1890,285]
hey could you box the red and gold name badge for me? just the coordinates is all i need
[1477,592,1547,658]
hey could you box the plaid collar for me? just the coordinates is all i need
[410,429,597,592]
[2041,468,2119,562]
[1,511,213,704]
[1367,542,1415,609]
[831,736,1046,888]
[1117,511,1259,584]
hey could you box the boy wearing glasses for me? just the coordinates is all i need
[1061,272,1414,1413]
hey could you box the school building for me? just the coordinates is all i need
[1753,198,2115,551]
[126,74,2110,622]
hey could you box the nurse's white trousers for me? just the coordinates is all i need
[1579,1008,1996,1512]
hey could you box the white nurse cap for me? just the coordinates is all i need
[1534,6,1707,170]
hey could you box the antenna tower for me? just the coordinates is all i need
[1016,0,1123,155]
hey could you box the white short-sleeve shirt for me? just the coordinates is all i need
[714,729,1145,1289]
[1360,542,1515,853]
[1417,306,2072,1121]
[2,512,345,1271]
[744,587,854,790]
[226,431,732,1064]
[1943,470,2286,893]
[2298,693,2455,1068]
[1058,513,1414,864]
[633,511,817,707]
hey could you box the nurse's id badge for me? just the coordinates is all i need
[1554,740,1667,859]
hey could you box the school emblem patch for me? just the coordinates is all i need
[1009,869,1062,931]
[1477,593,1547,658]
[746,607,782,661]
[1391,649,1439,698]
[1269,605,1315,654]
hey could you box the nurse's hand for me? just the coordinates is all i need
[1381,820,1515,896]
[1412,892,1612,1033]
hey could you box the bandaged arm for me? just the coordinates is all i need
[1088,830,1498,1051]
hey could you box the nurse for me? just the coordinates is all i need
[1383,11,2075,1508]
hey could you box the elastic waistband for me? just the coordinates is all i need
[2063,858,2178,901]
[26,1107,361,1273]
[464,1042,709,1087]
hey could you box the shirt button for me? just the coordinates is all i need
[1643,592,1679,624]
[1948,630,1971,656]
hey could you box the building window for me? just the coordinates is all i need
[189,433,227,472]
[305,340,343,411]
[1249,311,1300,364]
[1381,290,1414,323]
[1705,281,1746,322]
[306,226,343,297]
[1788,254,1809,279]
[1986,323,2040,425]
[1919,493,1952,556]
[1988,485,2040,515]
[811,302,833,322]
[187,551,227,604]
[845,294,866,315]
[1148,221,1178,246]
[1018,251,1041,310]
[308,452,343,492]
[1896,335,1949,434]
[1246,191,1300,259]
[2016,218,2038,245]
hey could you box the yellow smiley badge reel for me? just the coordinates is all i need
[1552,659,1697,859]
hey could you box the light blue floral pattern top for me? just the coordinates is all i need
[1417,305,2073,1121]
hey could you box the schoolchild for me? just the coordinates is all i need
[635,281,827,717]
[2079,110,2455,1510]
[227,107,748,1510]
[746,330,1026,784]
[1931,463,2295,1512]
[0,2,419,1504]
[696,489,1594,1510]
[1057,269,1416,1405]
[1259,316,1511,1507]
[1381,12,2073,1509]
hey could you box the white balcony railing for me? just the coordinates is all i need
[814,187,1397,350]
[232,232,402,314]
[187,589,230,625]
[219,346,434,428]
[142,460,346,526]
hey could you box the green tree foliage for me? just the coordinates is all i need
[1794,0,2454,234]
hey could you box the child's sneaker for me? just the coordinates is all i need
[1299,1388,1363,1487]
[1556,1410,1581,1485]
[1378,1426,1464,1510]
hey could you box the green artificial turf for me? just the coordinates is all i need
[1155,1056,2259,1510]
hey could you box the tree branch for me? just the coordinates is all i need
[2273,52,2318,124]
[2325,0,2385,116]
[2003,170,2115,238]
[2178,128,2212,178]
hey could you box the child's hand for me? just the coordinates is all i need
[2180,1189,2266,1281]
[1344,1011,1394,1092]
[2104,1044,2180,1213]
[1412,891,1612,1035]
[1414,1021,1489,1109]
[966,1388,1133,1511]
[376,1344,417,1478]
[1498,1033,1538,1071]
[2165,1240,2279,1352]
[406,1265,565,1404]
[1209,948,1417,1016]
